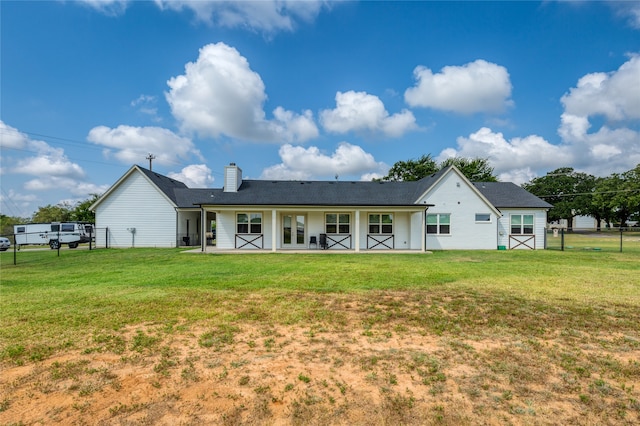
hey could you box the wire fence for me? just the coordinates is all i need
[546,228,640,252]
[1,227,110,266]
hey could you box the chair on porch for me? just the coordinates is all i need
[309,235,318,249]
[319,233,328,249]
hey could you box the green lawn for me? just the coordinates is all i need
[1,243,639,424]
[1,241,638,358]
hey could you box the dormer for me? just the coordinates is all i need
[224,163,242,192]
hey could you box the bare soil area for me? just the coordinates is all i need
[2,296,639,425]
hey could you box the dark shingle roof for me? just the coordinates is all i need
[147,165,548,210]
[473,182,553,209]
[137,166,188,205]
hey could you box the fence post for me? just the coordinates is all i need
[561,228,565,251]
[620,227,623,253]
[106,227,109,249]
[13,233,17,265]
[89,226,93,251]
[57,230,61,256]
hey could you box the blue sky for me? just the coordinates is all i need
[1,0,639,218]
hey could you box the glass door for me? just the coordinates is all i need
[283,214,305,247]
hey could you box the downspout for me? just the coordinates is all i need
[423,207,428,252]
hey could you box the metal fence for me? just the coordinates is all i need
[546,228,640,252]
[1,227,110,266]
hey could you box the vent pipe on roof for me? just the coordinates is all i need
[224,163,242,192]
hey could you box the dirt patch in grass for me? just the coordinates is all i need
[2,291,639,425]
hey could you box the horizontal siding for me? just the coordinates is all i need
[497,209,548,250]
[95,172,176,247]
[419,172,497,250]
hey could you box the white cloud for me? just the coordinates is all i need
[77,0,128,16]
[154,0,327,33]
[24,177,109,197]
[320,91,418,137]
[87,125,202,165]
[1,121,87,179]
[556,55,640,175]
[131,94,162,122]
[261,143,388,180]
[166,42,318,143]
[168,164,214,188]
[404,59,513,114]
[561,55,640,122]
[439,127,573,184]
[0,121,30,149]
[609,1,640,29]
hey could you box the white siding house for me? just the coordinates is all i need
[92,166,184,248]
[92,163,552,251]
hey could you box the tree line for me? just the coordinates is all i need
[377,156,639,229]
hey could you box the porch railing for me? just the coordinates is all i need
[235,234,264,249]
[367,234,394,249]
[509,234,535,250]
[325,234,352,249]
[177,233,201,247]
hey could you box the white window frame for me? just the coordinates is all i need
[510,214,534,235]
[427,213,451,235]
[368,213,393,234]
[475,213,492,223]
[237,212,262,234]
[325,213,350,234]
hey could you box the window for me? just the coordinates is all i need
[16,226,25,233]
[237,213,262,234]
[369,214,393,234]
[475,213,491,222]
[426,213,450,234]
[511,214,534,234]
[326,213,350,234]
[61,224,75,232]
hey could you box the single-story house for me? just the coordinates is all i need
[90,163,552,251]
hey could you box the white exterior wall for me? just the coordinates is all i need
[95,172,177,247]
[418,172,498,250]
[497,209,548,250]
[214,209,272,249]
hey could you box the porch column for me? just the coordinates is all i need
[421,209,427,252]
[355,209,360,252]
[271,209,277,252]
[201,207,206,252]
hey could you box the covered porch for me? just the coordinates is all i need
[195,205,430,253]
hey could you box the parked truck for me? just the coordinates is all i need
[14,222,94,250]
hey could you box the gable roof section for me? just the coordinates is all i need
[473,182,553,209]
[413,166,502,216]
[90,165,188,210]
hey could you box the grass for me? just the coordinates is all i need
[1,236,639,356]
[0,234,639,424]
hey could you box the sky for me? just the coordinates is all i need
[1,0,639,218]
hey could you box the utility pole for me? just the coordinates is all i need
[146,153,156,171]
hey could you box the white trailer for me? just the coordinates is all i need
[14,222,94,249]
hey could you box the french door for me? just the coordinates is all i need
[283,214,306,247]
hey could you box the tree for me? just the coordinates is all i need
[522,168,596,230]
[439,157,498,182]
[71,194,100,222]
[31,202,73,223]
[593,165,640,227]
[378,154,438,181]
[0,214,27,236]
[378,155,498,182]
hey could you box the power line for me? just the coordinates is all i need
[538,188,640,198]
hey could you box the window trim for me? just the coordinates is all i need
[236,212,262,234]
[510,214,534,235]
[426,213,451,235]
[368,213,393,234]
[475,213,492,223]
[325,213,350,234]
